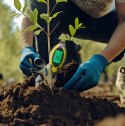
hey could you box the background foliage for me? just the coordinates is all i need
[0,1,23,82]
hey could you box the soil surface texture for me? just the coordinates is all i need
[0,76,125,126]
[55,60,79,87]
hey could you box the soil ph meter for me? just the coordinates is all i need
[49,43,67,73]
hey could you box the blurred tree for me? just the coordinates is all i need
[0,1,23,81]
[0,1,13,40]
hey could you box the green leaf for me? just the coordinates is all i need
[69,25,76,37]
[37,0,47,4]
[22,2,29,14]
[75,17,79,29]
[34,30,42,35]
[10,13,20,18]
[56,0,68,3]
[33,8,38,24]
[23,25,38,32]
[27,9,38,24]
[78,23,83,28]
[52,11,62,19]
[27,9,35,23]
[49,17,52,23]
[78,26,86,29]
[14,0,21,11]
[40,13,49,23]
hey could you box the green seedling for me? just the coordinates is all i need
[12,0,85,54]
[12,0,67,54]
[67,17,85,41]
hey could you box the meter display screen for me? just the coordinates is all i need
[53,50,63,64]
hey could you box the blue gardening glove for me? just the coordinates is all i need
[64,54,109,92]
[19,47,39,76]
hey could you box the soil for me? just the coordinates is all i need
[55,60,79,87]
[0,48,125,125]
[0,75,125,126]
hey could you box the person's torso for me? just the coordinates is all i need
[71,0,115,18]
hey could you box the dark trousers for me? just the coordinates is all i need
[30,0,124,63]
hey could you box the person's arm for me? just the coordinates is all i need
[21,16,34,48]
[101,2,125,62]
[64,2,125,91]
[20,16,39,76]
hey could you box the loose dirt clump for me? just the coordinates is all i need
[55,60,79,87]
[0,76,125,126]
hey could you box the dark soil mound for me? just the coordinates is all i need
[0,76,125,126]
[55,60,79,87]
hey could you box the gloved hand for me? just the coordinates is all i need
[19,47,39,76]
[64,54,109,92]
